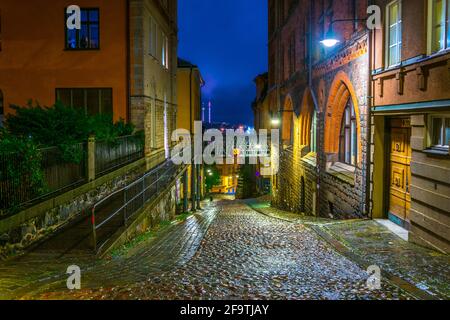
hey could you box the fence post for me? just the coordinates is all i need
[88,135,96,181]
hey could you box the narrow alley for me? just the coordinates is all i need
[2,198,447,300]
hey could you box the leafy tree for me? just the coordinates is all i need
[205,165,221,193]
[236,163,257,199]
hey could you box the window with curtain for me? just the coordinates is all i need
[310,111,317,153]
[66,8,99,50]
[429,0,450,53]
[386,1,402,67]
[339,99,358,166]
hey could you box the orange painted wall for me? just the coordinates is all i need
[0,0,128,121]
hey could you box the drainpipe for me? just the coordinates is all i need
[365,0,374,219]
[126,0,131,123]
[189,67,197,212]
[308,0,321,217]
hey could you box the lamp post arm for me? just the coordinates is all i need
[329,18,367,28]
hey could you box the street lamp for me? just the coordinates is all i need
[320,19,367,48]
[271,117,281,126]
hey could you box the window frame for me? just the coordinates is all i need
[64,8,100,51]
[339,100,358,166]
[429,114,450,151]
[385,0,402,68]
[55,88,113,116]
[310,110,317,153]
[149,16,157,58]
[427,0,450,54]
[161,33,169,69]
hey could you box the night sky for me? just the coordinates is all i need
[178,0,268,126]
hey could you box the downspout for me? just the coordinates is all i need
[308,0,321,217]
[365,0,374,219]
[189,66,196,212]
[126,0,131,123]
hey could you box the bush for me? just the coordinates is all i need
[4,101,139,163]
[0,130,46,213]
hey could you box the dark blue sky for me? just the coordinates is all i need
[178,0,268,126]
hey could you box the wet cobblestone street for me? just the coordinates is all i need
[13,199,414,300]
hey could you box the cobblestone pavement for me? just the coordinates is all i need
[10,199,414,300]
[246,198,450,300]
[0,201,219,299]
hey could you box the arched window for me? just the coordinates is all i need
[310,111,317,153]
[0,90,4,127]
[339,99,358,166]
[282,96,294,146]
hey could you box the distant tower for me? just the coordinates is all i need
[202,102,205,122]
[208,100,212,124]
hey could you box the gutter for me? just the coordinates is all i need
[126,0,131,124]
[365,0,373,219]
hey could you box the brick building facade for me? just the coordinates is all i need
[370,0,450,253]
[267,0,370,219]
[262,0,450,253]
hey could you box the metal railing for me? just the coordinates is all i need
[90,160,184,252]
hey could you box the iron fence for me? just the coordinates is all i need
[0,143,86,216]
[95,135,144,178]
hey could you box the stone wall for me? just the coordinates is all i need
[273,147,318,216]
[0,160,146,260]
[409,115,450,254]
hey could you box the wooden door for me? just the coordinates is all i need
[389,118,412,224]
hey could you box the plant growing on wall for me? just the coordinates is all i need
[0,130,46,215]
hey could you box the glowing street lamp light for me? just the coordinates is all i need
[320,38,340,48]
[320,26,340,48]
[271,117,281,126]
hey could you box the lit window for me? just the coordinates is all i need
[430,115,450,149]
[162,33,169,69]
[65,8,99,50]
[386,1,402,67]
[149,17,157,57]
[56,88,112,116]
[310,111,317,153]
[429,0,450,53]
[339,99,358,166]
